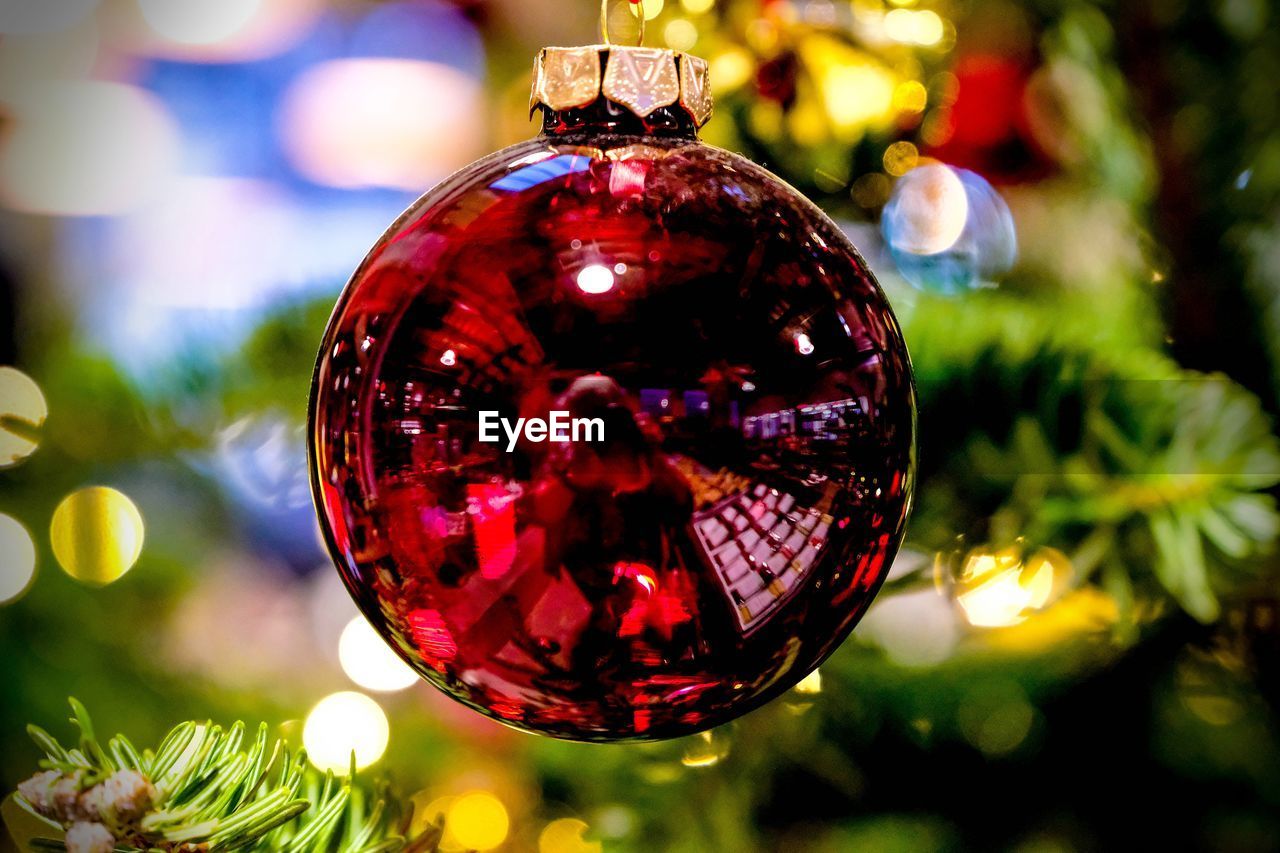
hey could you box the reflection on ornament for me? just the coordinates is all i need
[443,792,509,851]
[576,264,616,294]
[882,162,1015,294]
[302,691,389,773]
[539,818,602,853]
[0,513,37,605]
[280,59,484,190]
[311,43,915,742]
[0,367,47,468]
[0,82,178,216]
[50,487,145,586]
[339,616,418,692]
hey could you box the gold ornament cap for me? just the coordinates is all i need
[530,44,713,129]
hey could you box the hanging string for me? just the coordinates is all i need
[600,0,645,47]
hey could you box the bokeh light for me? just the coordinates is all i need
[630,0,666,22]
[0,366,48,468]
[338,616,419,692]
[540,818,602,853]
[681,729,731,767]
[882,162,1016,293]
[793,669,823,695]
[0,81,178,216]
[0,513,37,605]
[138,0,263,45]
[132,0,318,61]
[955,546,1068,628]
[49,486,145,586]
[0,16,100,100]
[444,792,509,851]
[0,0,98,35]
[664,19,698,51]
[280,58,485,190]
[302,691,389,773]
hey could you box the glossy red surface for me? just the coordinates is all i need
[310,112,915,741]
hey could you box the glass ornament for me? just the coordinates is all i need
[309,41,915,741]
[881,162,1016,294]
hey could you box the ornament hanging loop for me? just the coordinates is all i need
[600,0,645,47]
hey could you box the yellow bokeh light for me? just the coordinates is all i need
[821,61,896,139]
[681,729,731,767]
[956,547,1067,628]
[629,0,665,21]
[540,818,602,853]
[882,140,919,176]
[709,48,754,94]
[0,367,48,468]
[50,486,145,586]
[339,616,419,692]
[0,513,37,605]
[793,669,823,695]
[892,79,928,113]
[445,792,509,851]
[664,18,698,51]
[680,0,715,13]
[302,691,389,773]
[884,8,944,45]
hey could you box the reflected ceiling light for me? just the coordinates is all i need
[280,58,485,191]
[0,81,178,216]
[795,333,815,356]
[576,264,616,295]
[440,349,457,367]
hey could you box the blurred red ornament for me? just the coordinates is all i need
[927,53,1053,183]
[309,44,915,741]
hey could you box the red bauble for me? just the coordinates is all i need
[310,86,915,741]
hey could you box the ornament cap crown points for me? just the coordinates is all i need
[530,44,713,128]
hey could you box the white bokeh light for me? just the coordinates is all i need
[302,691,389,773]
[0,513,37,605]
[0,81,178,216]
[138,0,263,45]
[280,59,485,191]
[338,616,418,693]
